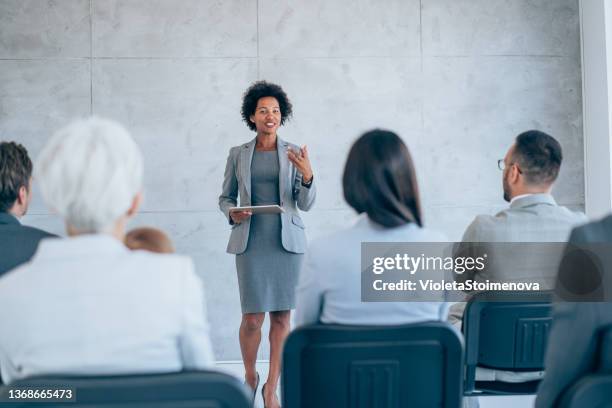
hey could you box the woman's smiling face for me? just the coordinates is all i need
[250,96,281,135]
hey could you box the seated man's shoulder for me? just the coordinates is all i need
[472,212,503,225]
[554,204,588,222]
[462,212,514,242]
[468,212,506,230]
[496,202,585,224]
[0,222,55,239]
[20,225,57,239]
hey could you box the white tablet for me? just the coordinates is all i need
[229,205,284,214]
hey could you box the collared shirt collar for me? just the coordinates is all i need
[509,193,557,209]
[0,212,20,226]
[510,193,533,204]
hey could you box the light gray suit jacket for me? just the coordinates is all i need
[449,194,587,326]
[455,194,587,288]
[219,137,316,254]
[536,215,612,408]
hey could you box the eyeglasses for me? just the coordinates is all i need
[497,159,522,173]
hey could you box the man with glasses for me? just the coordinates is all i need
[448,131,586,377]
[450,130,586,323]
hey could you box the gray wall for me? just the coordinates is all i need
[0,0,582,361]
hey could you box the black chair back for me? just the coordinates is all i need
[558,327,612,407]
[0,370,251,407]
[282,321,463,408]
[559,374,612,408]
[463,290,553,395]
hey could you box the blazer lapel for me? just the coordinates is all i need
[241,137,256,198]
[277,137,290,200]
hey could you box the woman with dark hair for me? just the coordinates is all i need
[294,129,448,327]
[219,81,316,408]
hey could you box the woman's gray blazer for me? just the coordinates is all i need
[219,137,316,254]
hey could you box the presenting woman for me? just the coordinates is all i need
[219,81,316,408]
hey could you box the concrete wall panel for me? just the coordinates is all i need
[0,0,90,58]
[259,0,421,57]
[0,0,583,360]
[93,0,257,57]
[422,0,580,57]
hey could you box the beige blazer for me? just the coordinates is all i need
[218,136,316,254]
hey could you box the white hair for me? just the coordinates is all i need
[36,117,144,233]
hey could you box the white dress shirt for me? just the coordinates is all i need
[509,193,534,204]
[0,234,214,383]
[294,215,450,327]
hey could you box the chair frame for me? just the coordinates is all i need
[282,321,464,408]
[463,290,553,396]
[0,370,252,408]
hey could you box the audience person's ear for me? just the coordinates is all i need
[509,163,521,184]
[126,192,143,218]
[16,185,28,205]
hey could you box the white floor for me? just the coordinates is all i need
[479,395,535,408]
[215,360,536,408]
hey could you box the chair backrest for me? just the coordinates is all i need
[558,327,612,407]
[463,290,553,393]
[0,370,251,408]
[558,374,612,408]
[282,321,463,408]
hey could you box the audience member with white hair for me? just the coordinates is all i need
[0,117,214,383]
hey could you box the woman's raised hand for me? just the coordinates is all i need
[287,145,313,182]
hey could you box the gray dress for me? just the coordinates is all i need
[236,150,303,313]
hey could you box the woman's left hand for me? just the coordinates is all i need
[287,145,313,183]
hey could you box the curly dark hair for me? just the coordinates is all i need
[0,141,32,212]
[241,81,293,131]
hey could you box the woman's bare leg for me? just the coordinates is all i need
[240,312,265,389]
[264,310,291,408]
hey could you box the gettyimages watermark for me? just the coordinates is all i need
[361,242,612,302]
